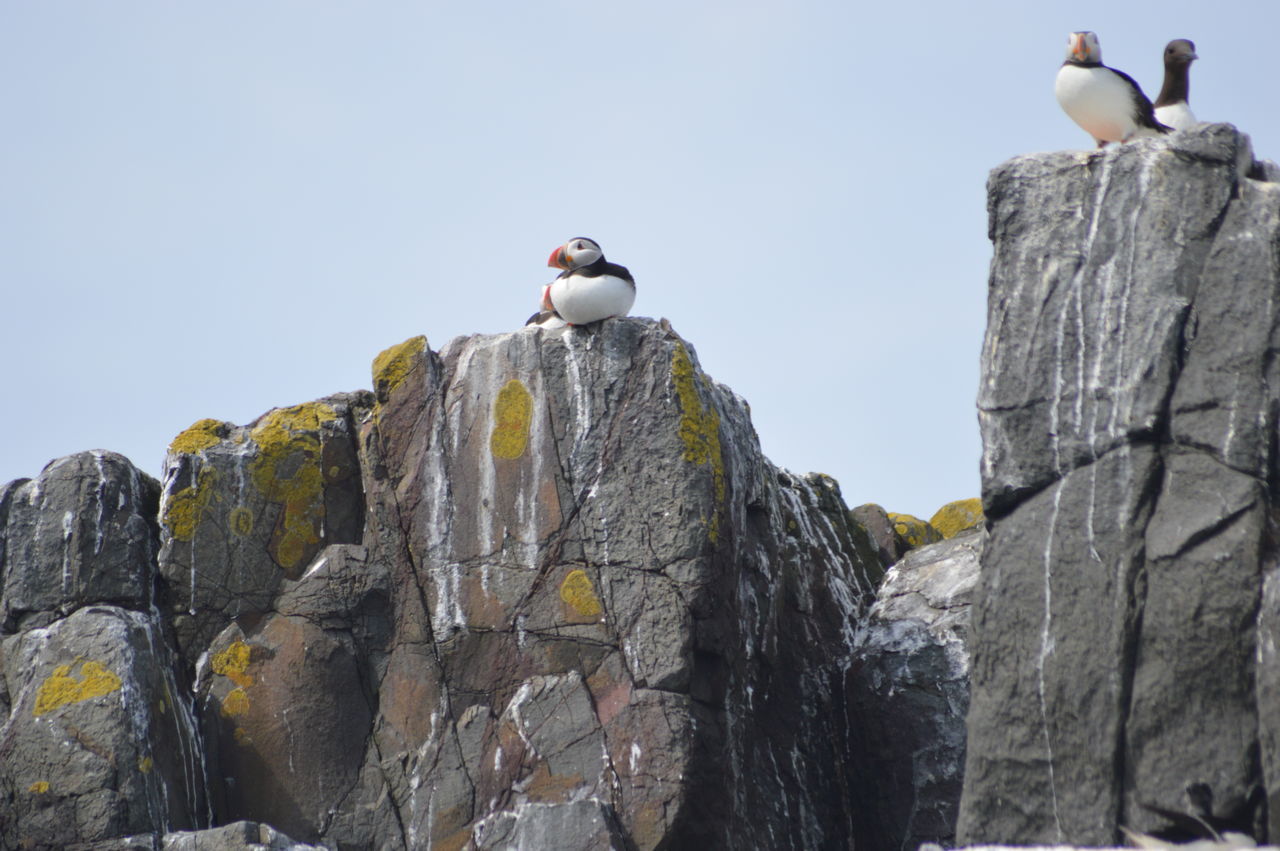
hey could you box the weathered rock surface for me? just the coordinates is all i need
[2,451,160,631]
[3,318,896,848]
[961,124,1280,845]
[852,529,980,850]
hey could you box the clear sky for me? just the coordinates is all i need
[3,1,1277,519]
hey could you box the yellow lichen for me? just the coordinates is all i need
[233,726,251,744]
[210,640,253,689]
[929,498,984,539]
[490,379,534,460]
[28,781,49,794]
[372,335,428,399]
[138,756,154,773]
[229,506,254,537]
[560,569,603,618]
[33,660,123,717]
[221,687,250,717]
[671,344,726,542]
[162,467,219,543]
[168,418,230,455]
[887,512,943,549]
[249,403,338,571]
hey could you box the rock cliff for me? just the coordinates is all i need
[1,319,901,849]
[960,124,1280,845]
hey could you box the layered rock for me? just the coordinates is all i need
[0,317,888,849]
[851,529,980,850]
[960,125,1280,845]
[0,453,207,847]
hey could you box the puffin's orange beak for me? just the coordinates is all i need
[548,246,568,269]
[1070,34,1087,62]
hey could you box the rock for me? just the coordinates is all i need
[851,529,979,850]
[332,320,881,849]
[0,605,207,846]
[472,799,629,850]
[961,125,1280,845]
[852,502,901,567]
[108,820,323,850]
[22,318,877,850]
[929,497,984,539]
[1,451,160,631]
[156,395,369,665]
[888,511,944,551]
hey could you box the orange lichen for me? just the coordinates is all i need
[210,640,253,689]
[672,344,725,542]
[162,467,219,543]
[887,512,943,549]
[221,688,250,717]
[249,403,338,571]
[372,335,428,400]
[929,498,984,539]
[229,506,254,537]
[33,660,122,717]
[560,569,604,618]
[168,418,230,455]
[490,379,534,460]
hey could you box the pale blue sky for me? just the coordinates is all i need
[3,1,1278,517]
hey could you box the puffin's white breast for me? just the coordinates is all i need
[548,274,635,325]
[1055,64,1139,142]
[1155,101,1197,132]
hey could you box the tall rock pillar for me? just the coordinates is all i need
[960,125,1280,844]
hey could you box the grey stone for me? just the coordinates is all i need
[156,394,369,666]
[851,529,979,850]
[1,451,160,630]
[1,318,885,849]
[961,124,1280,845]
[472,798,628,850]
[0,605,207,846]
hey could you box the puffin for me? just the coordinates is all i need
[526,237,635,327]
[1055,31,1171,147]
[1153,39,1199,131]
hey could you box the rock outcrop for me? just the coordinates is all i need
[852,529,980,850]
[960,124,1280,845]
[1,319,896,849]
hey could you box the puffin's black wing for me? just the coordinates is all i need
[574,258,635,284]
[1108,65,1172,133]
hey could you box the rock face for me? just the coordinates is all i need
[0,453,208,847]
[960,125,1280,845]
[851,530,979,850]
[2,319,891,848]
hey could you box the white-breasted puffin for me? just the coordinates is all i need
[526,237,635,327]
[1055,31,1171,147]
[1154,39,1199,131]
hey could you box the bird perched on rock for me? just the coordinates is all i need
[1055,31,1171,147]
[1154,39,1199,131]
[526,237,635,327]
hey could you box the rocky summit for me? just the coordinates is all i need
[0,318,917,849]
[9,121,1280,851]
[961,124,1280,846]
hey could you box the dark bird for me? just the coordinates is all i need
[1055,31,1171,147]
[1154,39,1199,131]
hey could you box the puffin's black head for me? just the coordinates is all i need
[547,237,604,271]
[1164,39,1198,67]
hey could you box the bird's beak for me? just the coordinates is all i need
[1071,34,1087,62]
[548,246,569,269]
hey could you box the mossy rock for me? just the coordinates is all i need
[886,512,943,552]
[929,498,984,539]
